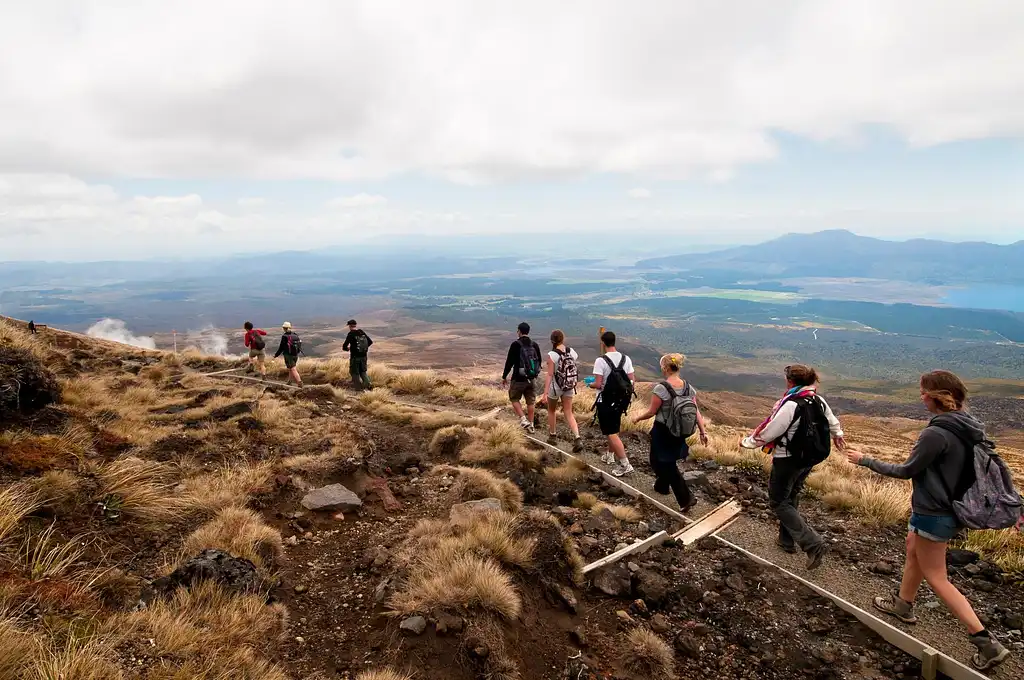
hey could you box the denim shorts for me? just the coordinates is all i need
[909,513,960,542]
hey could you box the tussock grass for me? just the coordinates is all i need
[359,387,396,407]
[0,616,37,679]
[459,422,541,470]
[518,508,585,585]
[177,462,274,517]
[366,364,398,388]
[390,553,522,620]
[0,319,48,360]
[96,457,183,523]
[543,457,589,484]
[391,370,439,395]
[20,524,87,581]
[182,507,283,570]
[406,512,536,571]
[317,357,351,384]
[356,670,411,680]
[253,398,291,429]
[0,486,40,545]
[437,465,523,513]
[570,492,641,523]
[429,425,470,457]
[30,470,83,512]
[410,410,476,430]
[432,383,506,408]
[0,427,90,473]
[960,529,1024,573]
[112,580,288,674]
[59,376,110,411]
[623,628,675,679]
[25,634,123,680]
[572,492,600,510]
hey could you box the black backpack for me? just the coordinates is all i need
[517,340,541,380]
[250,331,266,351]
[781,395,831,466]
[354,333,370,355]
[598,355,635,413]
[286,333,302,356]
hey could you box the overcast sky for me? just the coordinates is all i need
[1,1,1022,261]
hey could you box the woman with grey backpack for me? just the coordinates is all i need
[847,370,1016,670]
[632,353,708,512]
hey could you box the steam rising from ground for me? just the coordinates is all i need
[86,318,157,350]
[186,326,239,358]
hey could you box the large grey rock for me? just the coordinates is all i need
[682,470,710,490]
[450,497,503,523]
[584,507,618,533]
[400,615,427,635]
[635,569,671,607]
[301,484,362,512]
[592,563,632,598]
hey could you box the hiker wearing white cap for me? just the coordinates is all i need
[273,322,303,387]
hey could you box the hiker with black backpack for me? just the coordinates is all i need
[589,330,636,477]
[847,370,1015,670]
[741,364,844,570]
[273,322,304,388]
[632,353,708,512]
[243,321,268,379]
[501,322,543,433]
[543,329,583,452]
[342,319,373,390]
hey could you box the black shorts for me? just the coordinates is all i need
[596,401,623,436]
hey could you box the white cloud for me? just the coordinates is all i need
[327,193,388,208]
[0,1,1020,185]
[237,197,266,208]
[628,188,652,199]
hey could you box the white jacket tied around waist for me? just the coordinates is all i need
[741,392,843,459]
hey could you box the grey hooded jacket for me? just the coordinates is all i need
[858,411,982,517]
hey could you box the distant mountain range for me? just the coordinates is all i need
[638,230,1024,285]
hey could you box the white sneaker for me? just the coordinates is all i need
[527,423,535,434]
[612,462,635,477]
[519,417,530,430]
[601,451,616,465]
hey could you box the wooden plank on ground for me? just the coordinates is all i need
[204,367,246,376]
[671,500,742,545]
[582,531,669,574]
[205,373,298,390]
[475,407,502,422]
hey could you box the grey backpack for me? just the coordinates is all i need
[659,381,698,439]
[935,423,1022,530]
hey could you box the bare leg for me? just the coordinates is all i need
[511,400,525,420]
[547,399,557,435]
[915,535,984,633]
[526,400,535,424]
[289,367,302,386]
[897,532,926,604]
[608,434,626,461]
[561,396,579,437]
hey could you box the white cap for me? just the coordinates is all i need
[282,321,292,329]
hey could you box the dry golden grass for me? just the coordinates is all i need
[623,628,675,679]
[96,456,183,523]
[177,462,274,517]
[23,635,124,680]
[316,357,351,384]
[604,505,643,523]
[410,410,476,430]
[572,492,600,510]
[543,457,589,484]
[390,553,522,620]
[182,507,283,570]
[432,383,507,408]
[111,580,288,675]
[459,422,541,470]
[19,524,87,581]
[960,529,1024,573]
[391,370,439,395]
[429,424,471,457]
[569,491,641,523]
[253,398,291,429]
[59,375,110,411]
[0,486,40,545]
[0,616,36,679]
[356,670,411,680]
[367,364,398,388]
[438,465,524,513]
[0,427,90,472]
[0,319,49,361]
[30,470,83,512]
[407,512,536,571]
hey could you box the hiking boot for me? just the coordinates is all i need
[872,593,918,624]
[805,542,829,570]
[572,437,584,453]
[612,462,634,477]
[970,632,1010,670]
[547,434,558,445]
[775,538,797,554]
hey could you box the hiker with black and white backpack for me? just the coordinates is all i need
[847,370,1014,671]
[243,321,268,379]
[589,330,637,477]
[273,322,304,388]
[502,322,543,433]
[741,364,844,570]
[543,329,583,452]
[633,353,709,512]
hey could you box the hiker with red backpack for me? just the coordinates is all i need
[590,330,637,477]
[273,322,304,388]
[633,353,708,512]
[543,329,583,452]
[243,321,268,379]
[847,370,1016,670]
[502,322,543,433]
[741,364,844,570]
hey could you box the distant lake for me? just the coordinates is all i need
[942,286,1024,313]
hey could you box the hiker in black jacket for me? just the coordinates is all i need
[342,319,373,390]
[273,322,303,387]
[501,322,542,433]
